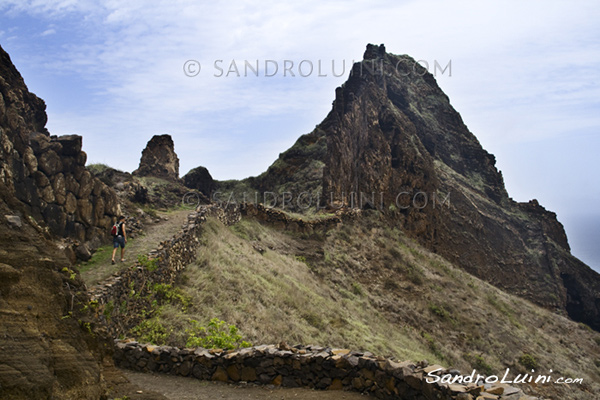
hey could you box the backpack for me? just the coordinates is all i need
[110,222,120,236]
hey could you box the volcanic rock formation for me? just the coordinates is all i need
[133,134,180,181]
[0,44,112,399]
[183,166,215,197]
[254,44,600,330]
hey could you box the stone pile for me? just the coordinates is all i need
[114,341,538,400]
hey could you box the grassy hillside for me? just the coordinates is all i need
[131,212,600,400]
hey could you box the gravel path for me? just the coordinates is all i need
[121,370,372,400]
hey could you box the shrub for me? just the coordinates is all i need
[351,282,364,296]
[185,318,251,350]
[429,303,450,319]
[518,353,538,370]
[464,353,493,375]
[138,254,159,272]
[132,316,170,345]
[152,283,191,311]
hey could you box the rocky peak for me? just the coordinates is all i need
[253,43,599,330]
[133,134,180,181]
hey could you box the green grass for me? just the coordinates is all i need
[78,244,114,274]
[121,213,600,399]
[140,217,437,362]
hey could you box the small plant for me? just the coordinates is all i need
[464,353,493,375]
[79,320,94,336]
[137,254,159,272]
[185,318,251,350]
[61,267,77,281]
[131,315,170,345]
[103,301,114,322]
[152,283,191,311]
[518,353,538,370]
[351,282,364,296]
[429,303,449,319]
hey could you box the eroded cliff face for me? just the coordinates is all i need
[0,45,112,399]
[319,44,599,329]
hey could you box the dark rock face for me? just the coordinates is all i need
[0,44,111,399]
[253,44,599,329]
[133,134,180,181]
[318,44,600,329]
[0,48,118,253]
[183,166,215,197]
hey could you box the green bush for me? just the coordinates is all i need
[132,316,170,345]
[464,353,493,375]
[185,318,251,350]
[429,303,450,319]
[138,254,159,272]
[152,283,191,311]
[518,353,538,370]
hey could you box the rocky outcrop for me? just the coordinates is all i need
[183,166,215,197]
[0,45,119,257]
[252,44,599,330]
[0,44,111,399]
[318,44,600,329]
[27,132,120,243]
[133,134,180,181]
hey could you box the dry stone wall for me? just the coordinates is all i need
[89,204,241,337]
[114,341,537,400]
[241,203,357,233]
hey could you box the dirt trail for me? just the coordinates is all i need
[81,209,192,286]
[119,369,372,400]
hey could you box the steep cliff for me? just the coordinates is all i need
[0,45,114,399]
[256,44,600,329]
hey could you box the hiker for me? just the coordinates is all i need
[111,216,127,264]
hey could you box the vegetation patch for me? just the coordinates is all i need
[186,318,251,349]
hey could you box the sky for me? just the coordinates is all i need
[0,0,599,271]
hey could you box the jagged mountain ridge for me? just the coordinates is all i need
[232,44,599,330]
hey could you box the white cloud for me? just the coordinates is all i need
[40,27,55,36]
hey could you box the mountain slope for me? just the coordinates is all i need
[135,212,600,400]
[243,44,600,330]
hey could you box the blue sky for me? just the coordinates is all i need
[1,0,599,271]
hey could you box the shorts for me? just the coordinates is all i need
[113,235,126,249]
